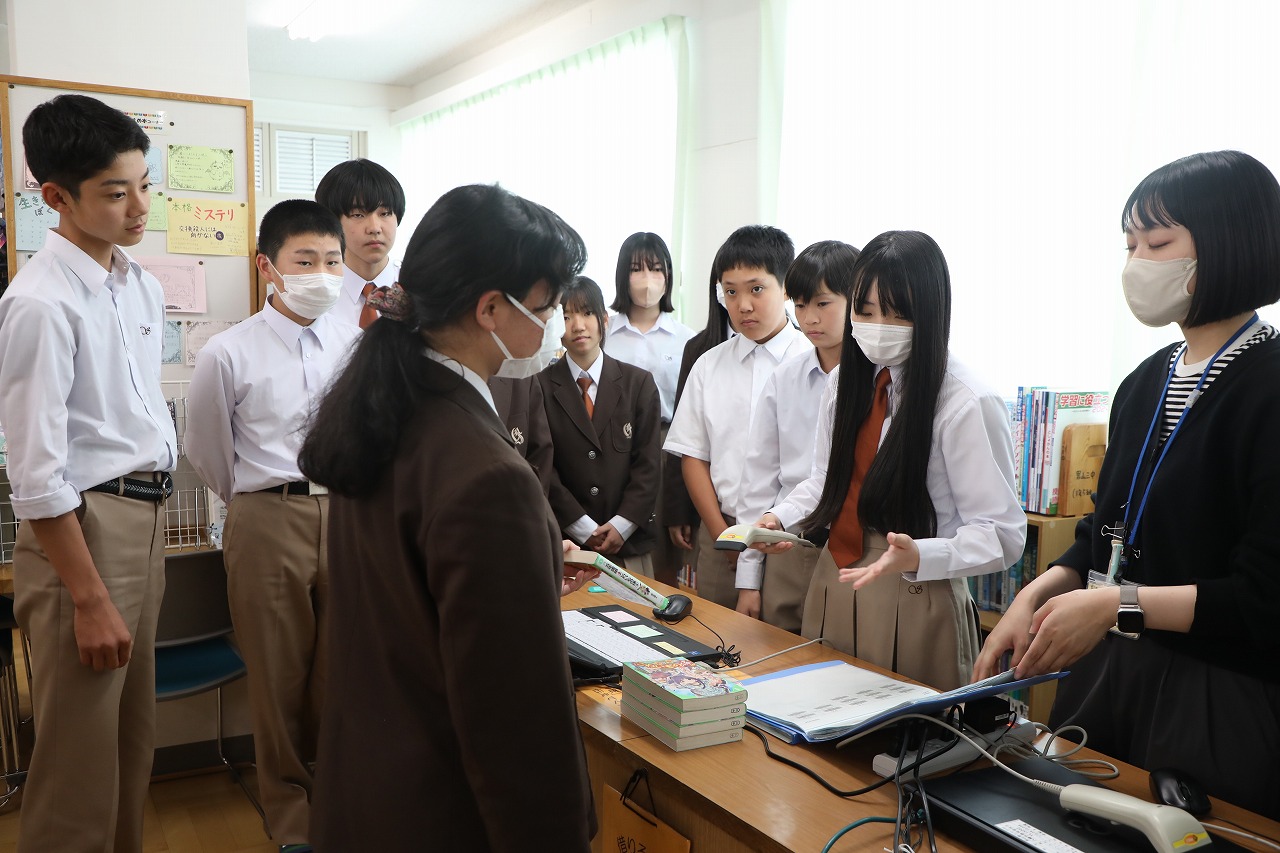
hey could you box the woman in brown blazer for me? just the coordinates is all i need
[539,276,662,576]
[299,185,596,852]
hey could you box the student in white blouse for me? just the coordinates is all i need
[315,159,404,329]
[755,231,1024,691]
[185,201,359,849]
[735,241,861,632]
[664,226,812,609]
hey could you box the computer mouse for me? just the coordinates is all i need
[1148,767,1211,817]
[654,594,692,623]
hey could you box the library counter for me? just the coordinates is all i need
[565,581,1280,852]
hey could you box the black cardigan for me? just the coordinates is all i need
[1053,336,1280,684]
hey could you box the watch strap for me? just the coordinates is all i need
[1120,584,1141,606]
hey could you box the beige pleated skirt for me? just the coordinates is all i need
[800,533,979,691]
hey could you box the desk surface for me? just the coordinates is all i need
[565,581,1280,853]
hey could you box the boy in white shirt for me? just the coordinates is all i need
[315,159,404,328]
[0,93,177,853]
[663,226,810,608]
[185,200,359,852]
[735,241,860,630]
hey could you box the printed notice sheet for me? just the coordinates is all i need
[166,144,234,193]
[13,192,59,251]
[184,320,235,367]
[167,198,248,256]
[137,256,207,313]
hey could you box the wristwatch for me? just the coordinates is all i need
[1116,584,1145,635]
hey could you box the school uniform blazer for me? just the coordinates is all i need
[539,354,661,556]
[313,359,594,852]
[488,374,554,497]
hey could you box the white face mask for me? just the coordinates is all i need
[630,271,666,309]
[492,294,564,379]
[715,283,727,310]
[851,321,913,366]
[1121,256,1197,328]
[270,262,343,320]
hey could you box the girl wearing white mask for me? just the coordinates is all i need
[604,233,695,583]
[976,151,1280,820]
[298,185,598,851]
[755,231,1025,691]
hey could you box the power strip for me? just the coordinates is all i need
[872,718,1039,778]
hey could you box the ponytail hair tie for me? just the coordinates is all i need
[365,282,417,327]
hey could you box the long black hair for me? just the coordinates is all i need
[299,184,586,496]
[800,231,951,539]
[610,232,674,313]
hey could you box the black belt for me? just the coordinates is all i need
[86,472,173,502]
[257,481,317,496]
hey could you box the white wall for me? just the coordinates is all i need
[7,0,249,98]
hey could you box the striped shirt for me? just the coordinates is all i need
[1160,320,1278,441]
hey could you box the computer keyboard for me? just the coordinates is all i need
[562,610,671,667]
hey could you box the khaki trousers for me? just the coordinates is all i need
[617,551,655,579]
[800,534,979,691]
[14,491,165,853]
[761,544,822,634]
[693,520,738,609]
[224,490,329,844]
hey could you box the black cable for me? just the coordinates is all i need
[893,723,911,850]
[689,614,741,668]
[912,741,938,853]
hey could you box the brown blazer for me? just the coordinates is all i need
[488,374,553,497]
[538,354,660,557]
[313,360,594,852]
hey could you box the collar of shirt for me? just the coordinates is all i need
[44,229,140,296]
[342,260,399,305]
[611,310,678,337]
[731,321,803,364]
[262,296,329,351]
[423,346,498,413]
[569,350,604,385]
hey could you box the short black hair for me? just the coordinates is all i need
[1123,150,1280,326]
[23,94,150,199]
[712,225,794,285]
[785,240,861,303]
[258,199,345,264]
[563,275,609,344]
[611,232,674,313]
[315,159,406,222]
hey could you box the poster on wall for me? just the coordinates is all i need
[12,192,59,251]
[166,198,248,256]
[137,256,207,313]
[166,144,234,193]
[184,320,235,366]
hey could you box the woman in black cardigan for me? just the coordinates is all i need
[975,151,1280,819]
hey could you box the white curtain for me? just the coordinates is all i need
[398,17,686,304]
[776,0,1280,395]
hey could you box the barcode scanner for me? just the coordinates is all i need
[565,550,694,623]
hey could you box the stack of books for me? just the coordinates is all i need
[620,658,747,752]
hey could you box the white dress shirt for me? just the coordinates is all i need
[332,259,400,328]
[0,230,177,520]
[424,347,497,413]
[559,352,639,545]
[770,358,1026,582]
[663,324,812,519]
[185,299,360,503]
[734,348,832,589]
[604,311,695,422]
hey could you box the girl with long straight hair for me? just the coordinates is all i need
[758,230,1024,690]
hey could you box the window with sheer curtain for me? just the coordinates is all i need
[775,0,1280,395]
[397,18,685,303]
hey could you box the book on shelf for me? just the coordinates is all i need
[1010,387,1110,515]
[740,661,1067,745]
[620,689,744,737]
[620,658,746,713]
[620,695,744,751]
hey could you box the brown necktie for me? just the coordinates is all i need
[828,368,892,567]
[359,282,379,329]
[577,375,595,419]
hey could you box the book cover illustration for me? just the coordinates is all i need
[623,659,745,702]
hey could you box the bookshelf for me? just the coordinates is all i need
[976,512,1080,723]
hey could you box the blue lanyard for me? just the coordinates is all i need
[1120,313,1257,552]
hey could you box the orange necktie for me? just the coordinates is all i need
[359,282,379,329]
[828,368,892,567]
[577,376,595,419]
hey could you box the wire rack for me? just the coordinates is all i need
[0,381,218,562]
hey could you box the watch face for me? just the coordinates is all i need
[1117,608,1144,634]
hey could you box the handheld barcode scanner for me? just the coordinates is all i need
[714,524,816,552]
[564,550,693,623]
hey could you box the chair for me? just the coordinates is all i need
[154,550,263,822]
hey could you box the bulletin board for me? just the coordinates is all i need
[0,75,257,380]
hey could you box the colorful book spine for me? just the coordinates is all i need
[620,696,744,752]
[622,686,745,733]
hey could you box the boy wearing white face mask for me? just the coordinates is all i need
[185,200,359,850]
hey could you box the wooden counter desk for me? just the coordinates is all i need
[564,581,1280,853]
